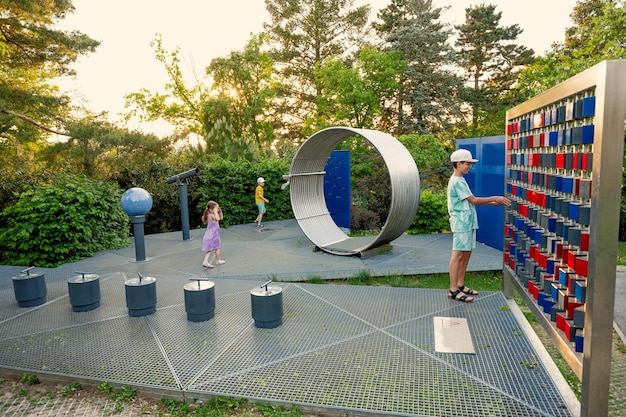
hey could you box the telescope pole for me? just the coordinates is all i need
[179,181,191,241]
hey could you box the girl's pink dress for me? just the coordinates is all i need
[202,219,221,252]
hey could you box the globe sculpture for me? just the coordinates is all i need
[121,187,153,216]
[121,187,153,261]
[288,127,421,256]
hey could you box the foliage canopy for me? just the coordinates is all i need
[0,0,99,171]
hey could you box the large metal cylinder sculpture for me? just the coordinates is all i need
[289,127,420,256]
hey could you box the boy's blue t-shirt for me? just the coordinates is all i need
[447,175,479,232]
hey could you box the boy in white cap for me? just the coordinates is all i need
[447,149,511,302]
[255,177,269,227]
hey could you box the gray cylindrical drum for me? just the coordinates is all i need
[68,274,101,312]
[184,280,215,322]
[250,285,283,329]
[125,276,157,317]
[12,273,47,307]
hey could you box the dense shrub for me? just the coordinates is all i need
[0,175,129,267]
[0,169,53,215]
[111,160,190,234]
[407,188,449,234]
[195,157,293,227]
[0,141,451,268]
[109,156,293,234]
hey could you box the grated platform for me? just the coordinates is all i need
[0,273,573,417]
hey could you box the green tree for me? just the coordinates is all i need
[563,0,609,51]
[123,34,210,140]
[0,0,99,172]
[397,133,450,189]
[515,0,626,99]
[40,118,173,179]
[312,46,406,131]
[455,4,534,133]
[204,33,277,157]
[263,0,370,142]
[373,0,464,135]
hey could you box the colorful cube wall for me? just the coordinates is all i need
[504,94,595,353]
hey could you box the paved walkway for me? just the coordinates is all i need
[3,219,622,416]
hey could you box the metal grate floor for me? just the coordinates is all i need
[0,273,574,417]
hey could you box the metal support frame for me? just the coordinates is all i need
[130,215,147,262]
[504,60,626,417]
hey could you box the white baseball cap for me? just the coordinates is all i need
[257,177,265,183]
[450,149,478,163]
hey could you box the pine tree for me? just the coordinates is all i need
[373,0,464,135]
[263,0,370,141]
[0,0,99,171]
[455,4,534,130]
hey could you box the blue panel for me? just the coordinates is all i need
[324,150,351,229]
[549,131,558,146]
[482,143,505,166]
[548,217,557,233]
[574,99,583,119]
[557,106,566,123]
[482,173,503,196]
[459,143,477,155]
[551,284,560,301]
[575,332,584,353]
[582,125,594,144]
[555,176,563,192]
[575,280,587,302]
[571,126,582,144]
[543,297,556,314]
[569,202,580,221]
[561,177,574,194]
[582,96,596,117]
[457,136,505,250]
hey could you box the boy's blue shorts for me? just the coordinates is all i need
[452,230,476,251]
[256,202,266,214]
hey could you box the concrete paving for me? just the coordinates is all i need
[3,219,621,416]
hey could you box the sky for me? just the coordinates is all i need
[55,0,578,135]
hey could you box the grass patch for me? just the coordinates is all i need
[305,270,505,292]
[618,241,626,266]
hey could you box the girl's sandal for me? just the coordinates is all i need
[448,289,474,303]
[459,285,478,296]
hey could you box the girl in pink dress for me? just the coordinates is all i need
[202,201,225,268]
